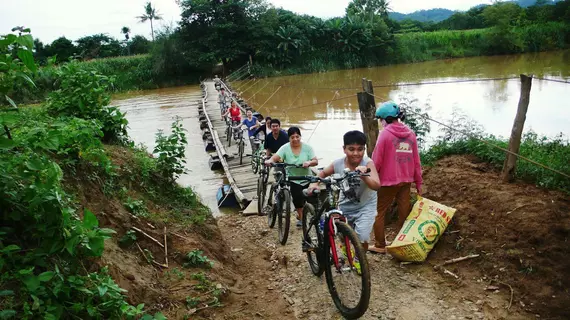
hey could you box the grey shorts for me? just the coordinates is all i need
[340,201,376,243]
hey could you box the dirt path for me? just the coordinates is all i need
[212,213,531,320]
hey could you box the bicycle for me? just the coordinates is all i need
[250,137,263,174]
[236,127,247,165]
[290,169,371,320]
[264,162,305,245]
[256,153,269,216]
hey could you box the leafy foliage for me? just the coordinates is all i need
[421,109,570,193]
[0,29,163,319]
[154,117,188,182]
[46,63,129,143]
[184,250,214,269]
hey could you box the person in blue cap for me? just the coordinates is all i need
[368,101,423,254]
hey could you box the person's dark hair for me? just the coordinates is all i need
[270,119,281,126]
[343,130,367,146]
[287,126,301,137]
[265,116,272,121]
[385,116,397,124]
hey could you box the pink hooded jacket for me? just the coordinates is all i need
[371,122,423,191]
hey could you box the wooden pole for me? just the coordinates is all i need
[502,74,532,182]
[358,78,378,157]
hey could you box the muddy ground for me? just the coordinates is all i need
[81,149,568,319]
[204,155,569,320]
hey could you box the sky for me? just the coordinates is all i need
[0,0,493,44]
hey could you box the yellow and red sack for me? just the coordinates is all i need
[387,197,456,262]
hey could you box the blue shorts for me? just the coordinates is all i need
[340,201,376,243]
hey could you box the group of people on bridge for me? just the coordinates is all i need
[215,76,424,254]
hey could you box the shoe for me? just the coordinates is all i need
[296,220,302,228]
[341,245,361,274]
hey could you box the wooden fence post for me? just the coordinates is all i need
[502,74,533,182]
[358,78,378,157]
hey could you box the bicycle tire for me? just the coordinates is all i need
[277,188,291,245]
[226,126,231,147]
[302,203,324,276]
[239,139,244,165]
[252,150,259,174]
[267,186,276,228]
[257,176,266,216]
[324,221,371,320]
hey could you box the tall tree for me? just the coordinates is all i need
[347,0,390,23]
[121,26,131,41]
[178,0,265,74]
[137,2,162,41]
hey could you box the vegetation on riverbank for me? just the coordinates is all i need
[1,30,216,319]
[414,109,570,193]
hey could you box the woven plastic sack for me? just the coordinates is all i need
[387,196,456,262]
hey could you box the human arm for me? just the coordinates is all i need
[370,132,384,174]
[302,144,318,168]
[308,162,334,193]
[264,152,282,166]
[357,161,381,191]
[412,135,423,195]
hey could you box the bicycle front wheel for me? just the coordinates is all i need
[302,203,323,276]
[277,188,291,245]
[266,186,276,228]
[251,151,259,174]
[257,176,267,216]
[239,140,244,165]
[324,220,371,320]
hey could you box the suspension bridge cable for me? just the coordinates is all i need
[369,92,570,180]
[533,77,570,84]
[240,79,262,94]
[247,81,271,100]
[257,86,282,113]
[306,90,340,143]
[372,77,519,88]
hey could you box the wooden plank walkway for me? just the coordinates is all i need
[199,80,258,209]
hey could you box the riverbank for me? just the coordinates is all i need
[252,22,570,77]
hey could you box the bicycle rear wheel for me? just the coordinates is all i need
[324,220,370,320]
[251,151,259,174]
[240,139,245,165]
[257,176,267,216]
[226,126,231,147]
[302,203,323,276]
[277,188,291,245]
[266,186,276,228]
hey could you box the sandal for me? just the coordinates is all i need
[368,246,387,254]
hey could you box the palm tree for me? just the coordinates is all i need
[121,26,131,41]
[137,2,162,41]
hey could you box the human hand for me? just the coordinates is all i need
[308,183,319,195]
[303,161,312,168]
[355,165,368,173]
[417,187,422,196]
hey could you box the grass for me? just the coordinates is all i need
[421,132,570,193]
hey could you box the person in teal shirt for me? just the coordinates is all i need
[265,127,318,227]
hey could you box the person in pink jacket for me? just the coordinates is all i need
[368,101,423,254]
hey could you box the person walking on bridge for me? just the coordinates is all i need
[218,88,228,116]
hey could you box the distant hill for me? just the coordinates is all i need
[388,0,560,22]
[389,9,455,22]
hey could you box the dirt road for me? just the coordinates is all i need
[211,213,529,320]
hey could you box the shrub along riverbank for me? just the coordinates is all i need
[1,30,219,319]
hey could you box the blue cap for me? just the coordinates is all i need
[375,101,400,119]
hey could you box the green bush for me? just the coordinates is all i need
[421,109,570,193]
[46,63,129,144]
[154,118,188,182]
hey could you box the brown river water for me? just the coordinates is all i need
[113,51,570,214]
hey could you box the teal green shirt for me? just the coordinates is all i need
[276,142,315,184]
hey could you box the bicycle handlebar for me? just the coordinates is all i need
[288,168,371,184]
